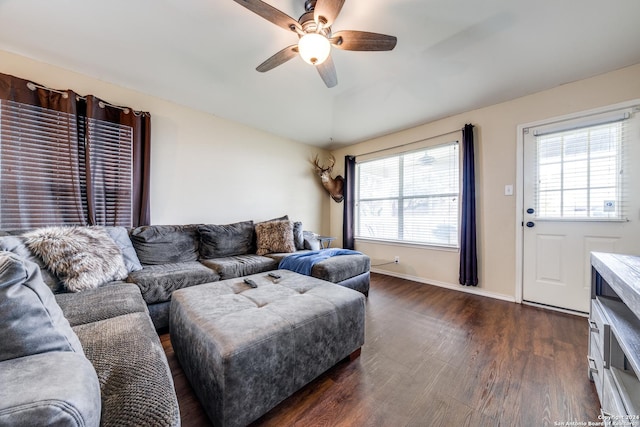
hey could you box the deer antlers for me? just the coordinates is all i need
[313,154,335,173]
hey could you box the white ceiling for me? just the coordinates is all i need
[1,0,639,149]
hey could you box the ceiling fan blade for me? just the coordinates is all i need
[233,0,301,33]
[316,55,338,88]
[313,0,345,27]
[256,45,299,72]
[331,30,397,51]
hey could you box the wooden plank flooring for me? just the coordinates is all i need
[160,273,599,426]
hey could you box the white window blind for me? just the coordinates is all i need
[0,100,86,228]
[86,117,133,226]
[356,141,460,247]
[0,99,133,228]
[533,114,629,220]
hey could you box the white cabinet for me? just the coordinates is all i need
[589,253,640,426]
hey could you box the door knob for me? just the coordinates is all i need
[527,208,534,214]
[526,221,535,228]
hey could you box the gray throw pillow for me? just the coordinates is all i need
[0,251,85,362]
[303,231,321,251]
[104,226,143,273]
[24,226,128,292]
[198,221,255,258]
[293,221,304,250]
[130,224,200,265]
[0,235,62,292]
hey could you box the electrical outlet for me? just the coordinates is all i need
[394,256,400,264]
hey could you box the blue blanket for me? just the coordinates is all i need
[278,249,363,276]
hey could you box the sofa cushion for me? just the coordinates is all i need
[147,301,171,330]
[105,226,143,273]
[130,224,199,265]
[198,221,255,259]
[55,282,148,327]
[255,220,296,256]
[0,251,84,362]
[200,254,279,280]
[0,235,62,292]
[73,312,180,427]
[23,226,128,292]
[0,351,101,427]
[264,250,311,264]
[127,262,220,304]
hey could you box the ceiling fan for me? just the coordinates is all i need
[233,0,397,88]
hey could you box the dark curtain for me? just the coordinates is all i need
[343,155,356,249]
[0,72,150,227]
[130,112,151,227]
[459,124,478,286]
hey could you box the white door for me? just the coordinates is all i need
[522,105,640,313]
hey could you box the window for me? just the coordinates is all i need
[533,113,628,220]
[355,141,460,247]
[0,99,133,228]
[84,116,133,226]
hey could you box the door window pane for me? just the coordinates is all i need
[535,122,622,220]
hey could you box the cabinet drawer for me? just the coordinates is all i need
[602,369,627,421]
[590,299,610,367]
[589,338,604,399]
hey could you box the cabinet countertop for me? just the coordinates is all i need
[591,252,640,319]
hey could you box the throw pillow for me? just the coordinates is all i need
[24,226,128,292]
[129,224,200,265]
[293,221,304,250]
[303,231,321,251]
[0,251,85,362]
[198,221,255,259]
[0,235,63,292]
[255,220,296,256]
[105,226,143,273]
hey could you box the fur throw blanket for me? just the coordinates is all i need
[24,226,128,292]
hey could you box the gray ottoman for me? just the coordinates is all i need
[169,270,366,427]
[311,254,370,296]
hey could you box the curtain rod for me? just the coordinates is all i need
[355,127,464,157]
[26,81,132,114]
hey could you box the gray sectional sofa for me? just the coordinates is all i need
[125,220,370,329]
[1,219,370,330]
[0,217,370,427]
[0,252,180,427]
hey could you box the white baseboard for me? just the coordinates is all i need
[522,301,589,317]
[370,268,516,303]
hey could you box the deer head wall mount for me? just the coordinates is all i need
[313,154,344,203]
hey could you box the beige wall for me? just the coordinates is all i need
[3,49,640,300]
[331,63,640,300]
[0,50,330,231]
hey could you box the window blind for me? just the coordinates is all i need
[0,99,134,229]
[533,114,629,221]
[0,100,86,228]
[356,141,460,247]
[86,117,133,226]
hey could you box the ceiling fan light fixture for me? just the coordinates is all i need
[298,33,331,65]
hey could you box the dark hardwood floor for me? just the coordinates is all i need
[160,273,599,427]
